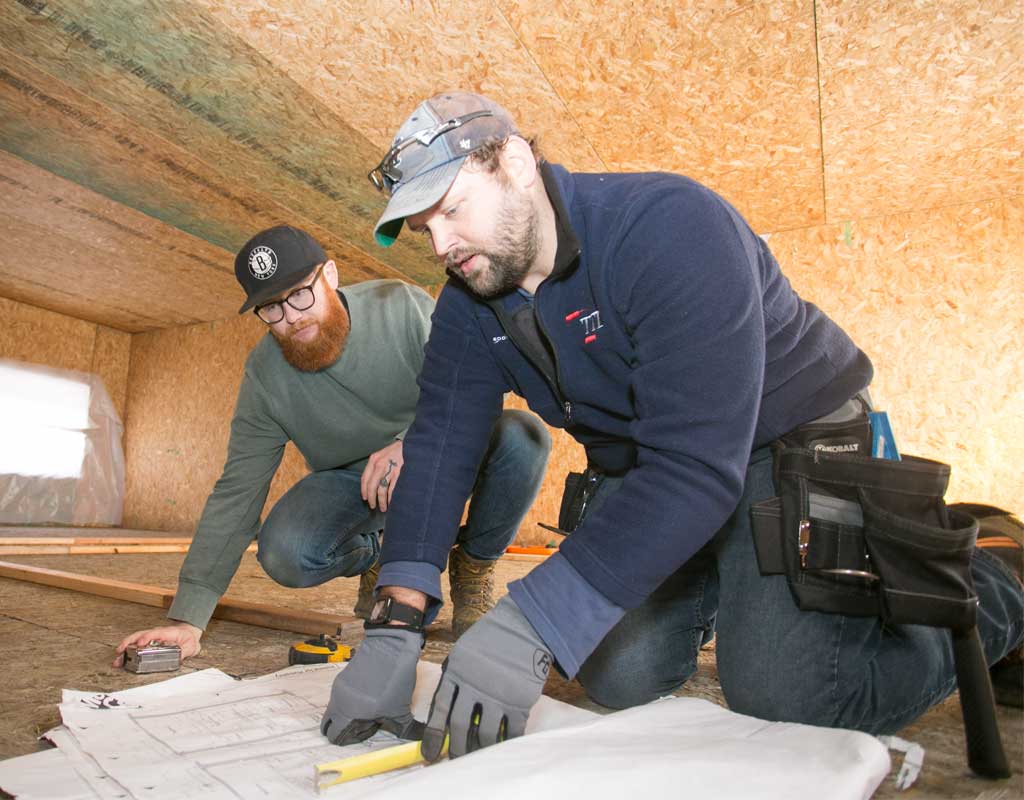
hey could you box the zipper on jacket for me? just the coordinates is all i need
[485,293,570,423]
[532,288,573,426]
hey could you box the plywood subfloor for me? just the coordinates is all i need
[0,546,1020,799]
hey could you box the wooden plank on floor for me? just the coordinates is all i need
[0,560,175,607]
[0,561,358,635]
[0,543,256,555]
[0,526,193,539]
[0,537,194,545]
[0,537,543,560]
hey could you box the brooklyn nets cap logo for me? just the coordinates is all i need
[248,246,278,280]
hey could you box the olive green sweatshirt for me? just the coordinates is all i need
[168,280,434,628]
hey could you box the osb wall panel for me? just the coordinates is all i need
[191,0,606,174]
[0,296,131,418]
[0,148,240,332]
[90,327,131,422]
[499,0,824,232]
[196,0,820,232]
[0,46,408,320]
[767,195,1023,512]
[0,297,97,373]
[2,1,436,286]
[122,313,305,532]
[0,158,242,332]
[818,0,1022,221]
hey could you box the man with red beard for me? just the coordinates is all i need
[114,225,550,670]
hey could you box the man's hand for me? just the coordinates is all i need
[361,440,404,512]
[113,621,202,667]
[321,626,424,745]
[422,596,551,760]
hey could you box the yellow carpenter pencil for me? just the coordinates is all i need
[314,736,449,794]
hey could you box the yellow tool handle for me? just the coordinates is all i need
[315,736,449,794]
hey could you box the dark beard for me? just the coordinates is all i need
[273,291,350,372]
[445,187,539,299]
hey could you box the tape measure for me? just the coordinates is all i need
[288,633,353,665]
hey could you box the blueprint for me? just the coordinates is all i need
[0,660,891,800]
[0,661,594,799]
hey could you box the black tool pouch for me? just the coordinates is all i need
[751,414,1009,779]
[752,448,979,629]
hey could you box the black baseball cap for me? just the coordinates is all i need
[234,225,327,313]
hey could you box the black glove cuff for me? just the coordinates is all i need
[366,596,426,629]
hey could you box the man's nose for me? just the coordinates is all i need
[429,224,456,259]
[282,302,305,324]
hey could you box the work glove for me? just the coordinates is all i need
[320,626,424,745]
[422,596,551,760]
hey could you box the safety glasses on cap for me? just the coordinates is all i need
[367,110,494,195]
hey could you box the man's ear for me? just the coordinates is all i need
[324,260,339,290]
[501,136,540,190]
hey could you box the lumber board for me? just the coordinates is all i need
[0,543,256,556]
[0,538,540,559]
[0,560,175,608]
[0,561,358,635]
[0,545,186,555]
[0,537,194,545]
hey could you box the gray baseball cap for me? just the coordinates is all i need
[370,91,518,247]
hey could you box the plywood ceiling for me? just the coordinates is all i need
[1,0,1020,332]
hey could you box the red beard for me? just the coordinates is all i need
[273,291,350,372]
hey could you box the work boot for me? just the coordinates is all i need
[448,546,497,639]
[954,503,1024,708]
[353,559,381,620]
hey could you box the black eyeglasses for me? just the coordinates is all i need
[367,110,495,195]
[252,263,325,324]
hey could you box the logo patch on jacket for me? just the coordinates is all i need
[564,308,604,345]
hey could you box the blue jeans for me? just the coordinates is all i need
[577,447,1024,734]
[256,409,551,588]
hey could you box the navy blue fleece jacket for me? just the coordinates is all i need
[379,164,872,676]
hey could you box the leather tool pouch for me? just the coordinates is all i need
[751,417,979,630]
[558,467,605,533]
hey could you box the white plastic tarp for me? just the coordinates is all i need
[0,358,124,525]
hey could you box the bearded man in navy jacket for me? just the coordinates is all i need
[320,91,1024,758]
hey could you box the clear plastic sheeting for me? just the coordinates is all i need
[0,358,125,525]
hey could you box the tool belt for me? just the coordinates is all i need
[751,445,979,630]
[750,406,1009,778]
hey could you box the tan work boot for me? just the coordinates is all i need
[449,546,497,639]
[352,559,380,619]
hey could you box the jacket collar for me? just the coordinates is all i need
[540,162,581,281]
